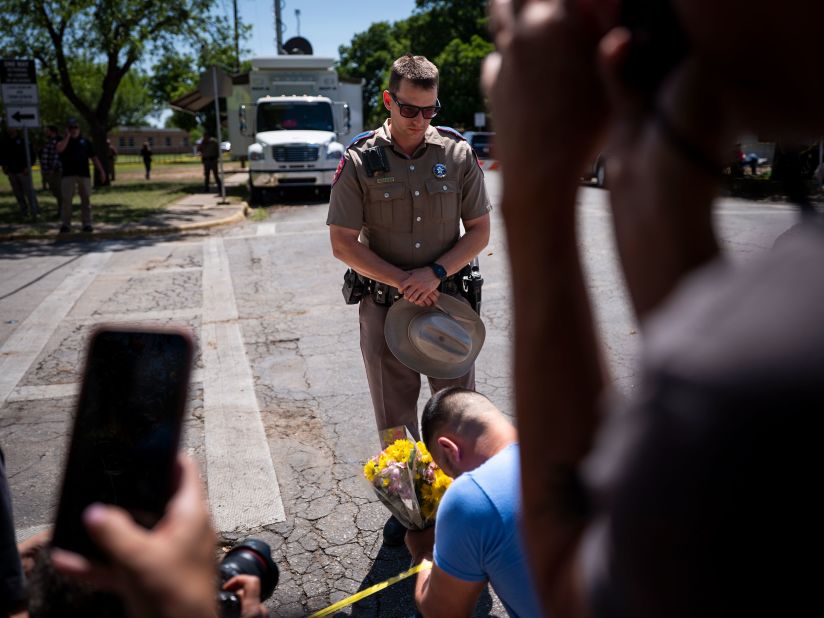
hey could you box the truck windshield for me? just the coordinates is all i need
[257,102,334,132]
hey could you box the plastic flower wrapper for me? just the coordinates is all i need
[363,426,453,530]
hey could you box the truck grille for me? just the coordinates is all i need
[272,145,319,162]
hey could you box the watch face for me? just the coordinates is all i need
[432,263,447,279]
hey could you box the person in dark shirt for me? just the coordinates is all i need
[1,126,39,218]
[56,118,106,234]
[40,125,63,219]
[140,141,152,180]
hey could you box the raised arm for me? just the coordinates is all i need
[484,0,612,614]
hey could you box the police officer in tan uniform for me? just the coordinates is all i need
[327,54,491,456]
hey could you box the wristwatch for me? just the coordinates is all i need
[429,262,447,281]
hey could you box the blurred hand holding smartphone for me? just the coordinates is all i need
[52,327,194,560]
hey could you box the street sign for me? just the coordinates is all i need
[5,105,39,128]
[0,58,36,84]
[1,83,38,106]
[1,59,40,128]
[474,112,486,129]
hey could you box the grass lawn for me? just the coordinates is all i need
[0,158,244,235]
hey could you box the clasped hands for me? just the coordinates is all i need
[399,267,441,307]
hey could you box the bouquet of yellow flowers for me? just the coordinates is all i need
[363,428,452,530]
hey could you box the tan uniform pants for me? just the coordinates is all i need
[45,169,62,216]
[359,294,475,444]
[61,176,92,227]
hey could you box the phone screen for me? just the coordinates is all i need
[52,328,193,559]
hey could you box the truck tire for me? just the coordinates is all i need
[249,181,263,206]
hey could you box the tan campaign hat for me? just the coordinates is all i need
[384,295,485,379]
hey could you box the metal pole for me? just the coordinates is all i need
[274,0,284,54]
[233,0,240,72]
[22,126,39,217]
[212,65,226,203]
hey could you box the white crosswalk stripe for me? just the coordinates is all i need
[201,237,286,532]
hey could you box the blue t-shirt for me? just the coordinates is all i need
[433,443,541,617]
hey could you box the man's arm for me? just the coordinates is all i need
[55,131,70,154]
[406,528,486,618]
[398,213,490,303]
[329,225,410,289]
[91,156,108,183]
[484,0,613,615]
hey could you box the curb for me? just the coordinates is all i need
[0,204,249,243]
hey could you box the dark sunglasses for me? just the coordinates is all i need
[389,92,441,119]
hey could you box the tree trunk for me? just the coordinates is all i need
[90,121,111,188]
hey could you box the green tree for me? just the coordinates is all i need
[338,0,492,131]
[149,33,251,133]
[38,59,153,130]
[0,0,237,184]
[434,36,494,130]
[338,22,405,128]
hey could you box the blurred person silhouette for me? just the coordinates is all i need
[140,141,152,180]
[56,117,107,234]
[0,126,39,219]
[198,131,221,193]
[484,0,824,616]
[40,125,63,218]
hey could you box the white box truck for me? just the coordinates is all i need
[226,56,363,202]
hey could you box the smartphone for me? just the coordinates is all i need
[620,0,690,91]
[52,327,194,559]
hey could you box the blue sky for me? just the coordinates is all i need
[231,0,419,59]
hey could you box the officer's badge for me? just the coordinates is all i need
[332,156,346,186]
[432,163,447,178]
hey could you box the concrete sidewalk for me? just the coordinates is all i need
[0,172,250,242]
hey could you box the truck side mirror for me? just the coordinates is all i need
[333,102,351,136]
[239,105,248,136]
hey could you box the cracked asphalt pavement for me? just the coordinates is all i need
[0,174,800,616]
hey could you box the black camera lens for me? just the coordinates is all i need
[218,538,279,601]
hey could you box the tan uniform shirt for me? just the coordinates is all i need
[327,121,492,270]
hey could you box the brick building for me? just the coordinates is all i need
[110,127,190,155]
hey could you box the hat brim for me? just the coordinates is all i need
[384,295,485,379]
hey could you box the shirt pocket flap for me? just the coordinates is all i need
[426,179,459,195]
[369,183,407,201]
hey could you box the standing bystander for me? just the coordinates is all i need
[1,126,39,218]
[40,125,63,218]
[198,131,221,193]
[140,141,153,180]
[56,117,107,234]
[106,139,118,182]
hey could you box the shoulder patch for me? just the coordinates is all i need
[347,130,375,149]
[435,126,466,142]
[332,156,346,186]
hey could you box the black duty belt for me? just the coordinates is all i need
[364,268,469,307]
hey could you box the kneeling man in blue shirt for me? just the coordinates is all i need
[406,387,541,617]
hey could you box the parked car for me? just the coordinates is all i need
[463,131,495,159]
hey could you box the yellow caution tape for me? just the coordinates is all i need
[306,559,432,618]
